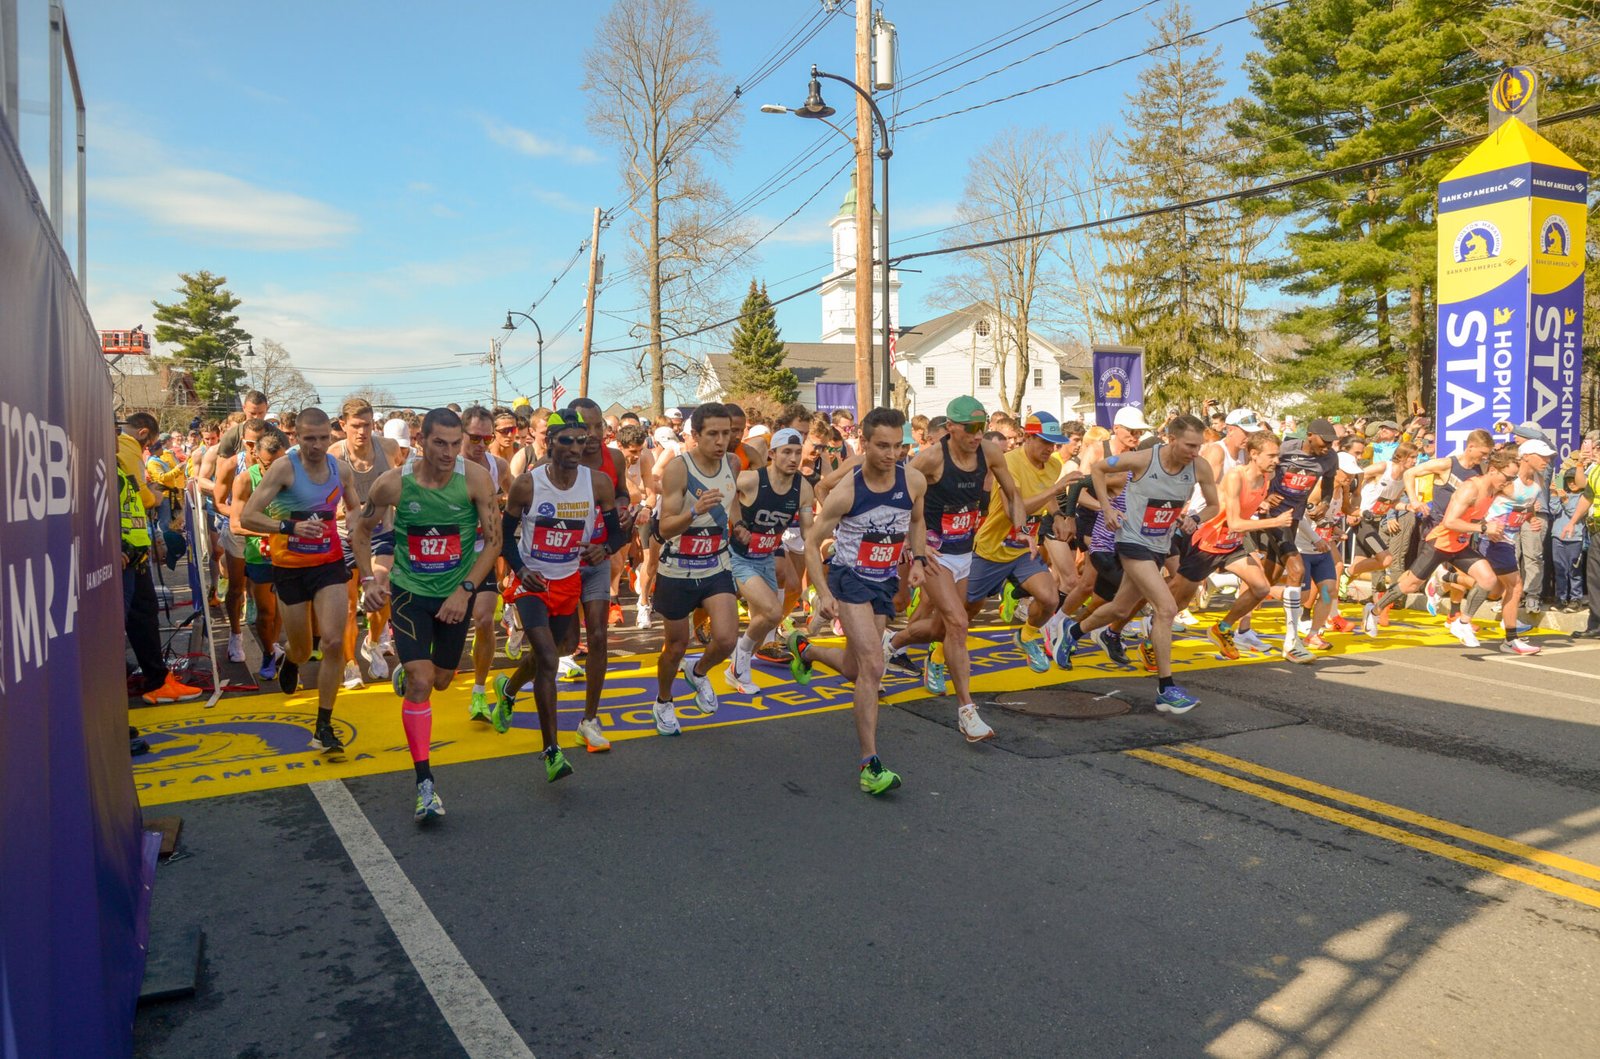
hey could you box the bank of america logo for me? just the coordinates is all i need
[93,459,108,537]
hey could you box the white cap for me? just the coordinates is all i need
[1519,438,1556,458]
[652,426,679,448]
[1337,452,1363,475]
[770,427,804,448]
[383,418,411,448]
[1113,406,1151,431]
[745,424,772,440]
[1225,408,1261,428]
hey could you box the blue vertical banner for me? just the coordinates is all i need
[0,110,148,1054]
[1091,345,1144,429]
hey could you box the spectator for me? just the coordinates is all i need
[1552,468,1586,610]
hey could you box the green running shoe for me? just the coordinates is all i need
[544,746,573,783]
[468,689,491,722]
[490,674,515,734]
[392,664,406,698]
[786,629,813,685]
[1000,581,1019,623]
[859,755,902,796]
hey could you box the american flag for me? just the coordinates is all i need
[888,327,898,367]
[551,380,567,403]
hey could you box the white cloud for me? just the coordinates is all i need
[97,168,356,250]
[528,187,587,213]
[480,117,601,165]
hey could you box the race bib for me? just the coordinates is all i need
[1280,470,1317,494]
[856,533,904,572]
[407,524,462,573]
[1139,499,1183,538]
[1369,497,1394,517]
[1504,510,1527,529]
[1003,515,1041,550]
[940,509,979,539]
[287,512,335,556]
[745,530,781,556]
[675,527,724,569]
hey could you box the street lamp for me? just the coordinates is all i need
[503,311,544,407]
[764,65,894,408]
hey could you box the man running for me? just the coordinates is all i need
[241,407,362,754]
[726,427,813,694]
[331,398,402,688]
[787,407,928,794]
[1251,418,1342,663]
[211,417,267,665]
[1452,439,1553,655]
[494,410,623,780]
[354,408,501,820]
[456,406,511,722]
[227,425,287,681]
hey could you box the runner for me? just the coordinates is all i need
[211,417,267,664]
[650,403,740,735]
[787,407,928,795]
[885,396,1028,741]
[241,407,362,754]
[726,427,813,694]
[226,426,287,680]
[1455,439,1554,654]
[1342,442,1419,603]
[456,406,511,722]
[494,409,623,778]
[355,407,503,819]
[1252,418,1343,663]
[330,398,402,689]
[1045,415,1218,714]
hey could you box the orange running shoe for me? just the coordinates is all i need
[608,602,624,627]
[142,672,203,705]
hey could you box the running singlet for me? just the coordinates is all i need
[830,465,913,583]
[975,446,1060,562]
[659,453,735,578]
[1426,488,1495,553]
[731,468,801,559]
[1487,475,1541,537]
[517,465,596,580]
[1116,444,1198,553]
[1267,439,1336,519]
[1427,456,1480,522]
[584,447,622,561]
[1361,460,1407,517]
[1190,472,1269,555]
[923,436,987,556]
[392,456,479,596]
[244,463,267,565]
[1089,491,1127,554]
[265,450,345,568]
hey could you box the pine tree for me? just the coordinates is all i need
[151,270,252,413]
[727,280,797,403]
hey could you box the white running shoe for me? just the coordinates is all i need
[1296,618,1312,636]
[681,659,719,717]
[1175,609,1200,627]
[881,629,897,666]
[227,633,245,663]
[1361,603,1378,638]
[377,626,394,656]
[652,699,681,736]
[1448,619,1481,648]
[576,717,612,752]
[504,625,525,660]
[726,658,759,695]
[556,655,585,681]
[958,703,996,743]
[342,661,364,689]
[1500,637,1540,656]
[636,602,653,629]
[360,637,390,679]
[1234,629,1269,654]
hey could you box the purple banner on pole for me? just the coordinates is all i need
[814,381,857,417]
[0,113,145,1055]
[1091,346,1144,429]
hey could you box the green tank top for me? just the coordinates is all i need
[244,463,266,565]
[391,457,478,596]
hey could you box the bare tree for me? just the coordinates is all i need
[342,386,400,413]
[583,0,749,415]
[1053,127,1150,349]
[245,338,319,413]
[937,126,1068,416]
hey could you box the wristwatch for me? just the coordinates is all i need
[461,579,478,594]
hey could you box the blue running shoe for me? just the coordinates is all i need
[923,655,947,695]
[1018,632,1050,673]
[1051,623,1079,669]
[1155,685,1200,715]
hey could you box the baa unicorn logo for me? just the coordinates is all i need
[1540,216,1571,258]
[1454,221,1502,263]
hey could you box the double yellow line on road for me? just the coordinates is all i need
[1127,745,1600,911]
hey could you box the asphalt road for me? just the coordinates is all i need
[133,632,1600,1058]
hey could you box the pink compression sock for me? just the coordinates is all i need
[401,700,433,762]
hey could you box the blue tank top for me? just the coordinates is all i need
[831,465,913,583]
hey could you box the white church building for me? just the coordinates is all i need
[700,180,1091,422]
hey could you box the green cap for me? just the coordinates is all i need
[946,395,986,424]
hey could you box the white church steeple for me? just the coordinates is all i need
[819,173,901,344]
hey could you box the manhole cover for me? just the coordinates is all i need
[991,689,1131,720]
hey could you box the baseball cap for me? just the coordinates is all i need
[745,424,771,440]
[770,428,804,448]
[667,406,686,419]
[1366,419,1399,437]
[1112,406,1151,431]
[1337,452,1363,475]
[902,423,915,445]
[946,394,986,424]
[652,426,679,447]
[1022,411,1072,444]
[1512,421,1552,444]
[1307,417,1337,441]
[546,409,584,432]
[383,418,411,448]
[1224,408,1260,429]
[512,395,531,409]
[1518,438,1556,458]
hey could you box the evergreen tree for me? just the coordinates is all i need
[727,280,797,403]
[151,270,252,413]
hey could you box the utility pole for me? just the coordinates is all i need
[489,338,499,409]
[852,0,874,418]
[579,207,603,398]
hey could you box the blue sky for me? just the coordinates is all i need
[18,0,1259,411]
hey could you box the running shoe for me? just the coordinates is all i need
[999,581,1020,623]
[1045,616,1078,670]
[504,624,525,660]
[557,655,585,681]
[923,654,948,695]
[755,640,793,665]
[543,746,573,783]
[1424,578,1441,615]
[737,599,749,620]
[1337,572,1351,601]
[259,646,284,681]
[786,630,813,685]
[680,659,719,717]
[490,675,515,734]
[1283,642,1316,665]
[1208,624,1240,660]
[141,671,204,705]
[608,602,625,627]
[278,659,299,696]
[310,724,345,755]
[468,689,492,722]
[414,778,445,822]
[1304,633,1332,651]
[958,704,996,743]
[378,627,395,656]
[343,661,364,690]
[576,717,611,752]
[693,612,711,645]
[1099,628,1132,668]
[392,664,406,698]
[1155,685,1200,715]
[244,595,257,626]
[1017,629,1051,673]
[1450,620,1481,649]
[227,633,246,663]
[636,602,653,629]
[1175,608,1200,627]
[1377,604,1393,627]
[726,657,759,695]
[859,755,902,795]
[652,698,681,736]
[1325,612,1353,634]
[361,637,390,679]
[1137,636,1157,673]
[1500,638,1541,656]
[885,646,921,677]
[573,639,588,659]
[1233,629,1269,654]
[1361,603,1378,638]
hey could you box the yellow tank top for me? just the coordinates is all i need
[975,447,1060,563]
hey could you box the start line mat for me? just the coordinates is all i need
[134,611,1474,806]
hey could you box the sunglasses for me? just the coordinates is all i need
[495,426,517,436]
[466,433,493,444]
[955,421,984,434]
[552,433,586,447]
